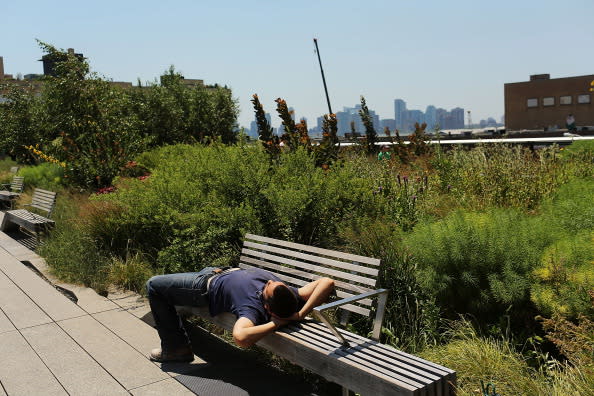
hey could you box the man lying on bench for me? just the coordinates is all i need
[146,266,335,362]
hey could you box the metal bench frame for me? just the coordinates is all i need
[179,233,455,396]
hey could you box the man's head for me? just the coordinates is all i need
[262,280,298,318]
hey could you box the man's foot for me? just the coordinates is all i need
[149,345,194,363]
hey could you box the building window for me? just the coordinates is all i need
[560,96,572,105]
[577,94,591,104]
[527,98,538,108]
[543,97,555,106]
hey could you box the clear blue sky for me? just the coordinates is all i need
[2,0,593,129]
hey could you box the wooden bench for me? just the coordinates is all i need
[0,188,57,237]
[0,176,25,208]
[179,233,456,396]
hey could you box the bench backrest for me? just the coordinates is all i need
[30,188,58,218]
[9,176,24,193]
[240,233,381,319]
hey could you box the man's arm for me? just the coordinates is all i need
[293,277,335,320]
[232,277,335,348]
[232,316,286,348]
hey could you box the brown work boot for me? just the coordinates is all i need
[149,345,194,363]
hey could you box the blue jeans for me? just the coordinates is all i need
[146,267,218,349]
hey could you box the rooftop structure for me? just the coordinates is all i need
[505,74,594,131]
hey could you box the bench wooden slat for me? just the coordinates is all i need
[302,323,444,385]
[309,321,455,377]
[242,247,378,287]
[286,327,430,391]
[177,234,455,396]
[240,256,374,297]
[239,262,372,316]
[180,307,424,396]
[243,240,380,276]
[0,189,57,236]
[245,233,381,266]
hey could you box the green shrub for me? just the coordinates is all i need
[107,253,154,295]
[559,140,594,178]
[433,144,562,210]
[420,320,593,396]
[406,209,557,319]
[39,223,110,295]
[17,162,65,190]
[86,145,387,274]
[339,219,440,353]
[540,178,594,233]
[531,232,594,319]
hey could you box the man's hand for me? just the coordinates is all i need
[271,315,290,328]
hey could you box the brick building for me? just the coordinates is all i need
[504,74,594,131]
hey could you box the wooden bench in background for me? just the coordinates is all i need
[179,233,456,396]
[0,176,25,208]
[0,188,57,238]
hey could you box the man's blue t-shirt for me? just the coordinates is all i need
[207,268,300,325]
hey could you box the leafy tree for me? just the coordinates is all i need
[0,82,42,162]
[36,41,146,188]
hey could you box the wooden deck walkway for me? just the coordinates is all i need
[0,227,326,396]
[0,228,203,395]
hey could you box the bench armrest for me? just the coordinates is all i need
[313,288,389,347]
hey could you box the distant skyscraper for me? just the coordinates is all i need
[394,99,407,130]
[436,108,448,129]
[407,110,425,127]
[451,107,465,129]
[425,105,436,130]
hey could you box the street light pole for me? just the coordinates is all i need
[313,38,333,115]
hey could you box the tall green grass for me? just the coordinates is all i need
[420,320,593,396]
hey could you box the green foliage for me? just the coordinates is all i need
[433,144,562,210]
[17,162,65,190]
[314,113,339,167]
[35,41,147,188]
[540,177,594,233]
[358,96,378,155]
[107,253,154,295]
[275,98,300,150]
[407,122,431,156]
[0,83,42,162]
[130,67,239,146]
[251,94,280,160]
[339,219,440,353]
[406,209,557,319]
[39,222,110,294]
[531,232,594,319]
[420,320,593,396]
[558,140,594,178]
[0,42,239,189]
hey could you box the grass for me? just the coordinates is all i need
[420,320,594,396]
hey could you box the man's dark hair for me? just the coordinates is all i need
[267,284,298,318]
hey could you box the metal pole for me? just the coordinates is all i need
[313,38,333,115]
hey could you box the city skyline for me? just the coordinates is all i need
[2,1,592,131]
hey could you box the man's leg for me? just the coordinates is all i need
[146,267,216,356]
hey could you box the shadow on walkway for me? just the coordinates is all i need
[175,321,343,396]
